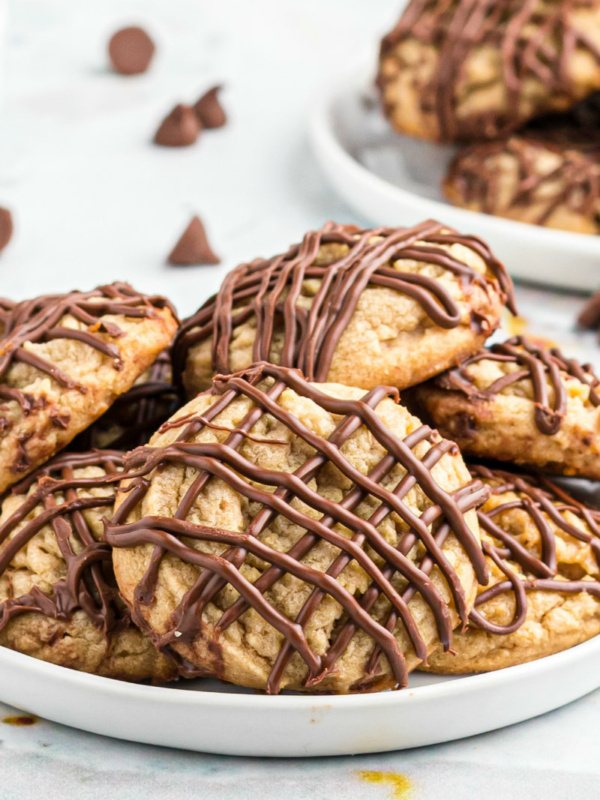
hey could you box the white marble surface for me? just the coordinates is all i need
[0,1,599,797]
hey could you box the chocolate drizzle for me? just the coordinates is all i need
[435,335,600,435]
[172,220,515,387]
[0,283,176,415]
[445,131,600,228]
[105,362,490,693]
[72,351,180,451]
[0,450,125,635]
[470,465,600,635]
[378,0,600,142]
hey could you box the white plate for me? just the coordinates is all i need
[0,635,599,757]
[309,63,600,292]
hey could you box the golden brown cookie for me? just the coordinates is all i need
[71,351,180,451]
[106,362,489,694]
[424,466,600,673]
[0,283,178,493]
[172,221,515,398]
[414,336,600,479]
[0,449,178,682]
[377,0,600,143]
[444,131,600,235]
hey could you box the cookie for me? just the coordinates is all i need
[377,0,600,143]
[106,362,488,694]
[172,220,515,399]
[413,336,600,479]
[0,283,178,493]
[444,129,600,234]
[424,466,600,673]
[0,449,177,681]
[72,351,180,451]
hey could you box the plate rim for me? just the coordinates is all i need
[1,630,599,710]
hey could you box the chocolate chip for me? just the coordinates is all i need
[578,290,600,329]
[0,208,13,253]
[167,216,220,266]
[154,104,200,147]
[108,26,155,76]
[49,409,70,430]
[193,85,227,129]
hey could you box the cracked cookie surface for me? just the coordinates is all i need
[423,467,600,673]
[378,0,600,143]
[444,128,600,234]
[0,283,178,493]
[414,336,600,479]
[107,364,487,694]
[0,450,177,681]
[173,221,515,399]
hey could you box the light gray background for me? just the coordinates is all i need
[0,1,598,798]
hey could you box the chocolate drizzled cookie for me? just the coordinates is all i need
[378,0,600,143]
[0,283,178,492]
[444,122,600,234]
[173,220,515,397]
[72,351,180,451]
[424,466,600,672]
[414,336,600,478]
[0,449,176,681]
[107,362,489,694]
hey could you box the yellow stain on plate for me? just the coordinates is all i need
[358,770,414,798]
[3,715,37,726]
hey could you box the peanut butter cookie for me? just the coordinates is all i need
[424,466,600,673]
[172,221,515,398]
[0,449,177,681]
[444,126,600,234]
[378,0,600,143]
[414,336,600,478]
[107,363,488,694]
[0,283,178,492]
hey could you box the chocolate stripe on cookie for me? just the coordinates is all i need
[446,133,600,226]
[172,220,515,386]
[0,450,125,634]
[0,283,177,410]
[106,362,489,693]
[378,0,600,142]
[434,335,600,435]
[470,465,600,635]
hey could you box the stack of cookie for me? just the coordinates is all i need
[3,223,600,693]
[377,1,600,235]
[0,283,181,682]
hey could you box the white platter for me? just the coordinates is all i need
[0,634,599,757]
[309,63,600,292]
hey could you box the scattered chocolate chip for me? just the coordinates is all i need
[578,290,600,329]
[154,104,200,147]
[168,216,220,266]
[193,85,227,129]
[0,208,13,253]
[108,26,155,76]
